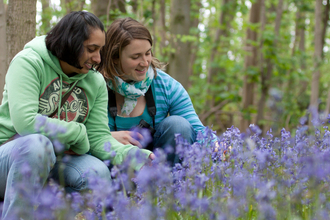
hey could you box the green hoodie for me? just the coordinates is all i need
[0,36,151,170]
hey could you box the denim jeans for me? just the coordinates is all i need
[49,153,111,193]
[0,134,111,220]
[153,115,196,166]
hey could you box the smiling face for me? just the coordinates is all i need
[61,28,105,75]
[118,39,152,82]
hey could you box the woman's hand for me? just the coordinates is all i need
[111,131,144,148]
[149,152,155,160]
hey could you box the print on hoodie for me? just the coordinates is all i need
[38,77,88,122]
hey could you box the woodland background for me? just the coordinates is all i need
[0,0,327,136]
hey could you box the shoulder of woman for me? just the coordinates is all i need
[11,48,43,66]
[86,71,106,83]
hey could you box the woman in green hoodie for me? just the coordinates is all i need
[0,11,153,219]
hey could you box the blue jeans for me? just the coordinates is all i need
[0,134,111,219]
[49,153,111,193]
[153,116,196,166]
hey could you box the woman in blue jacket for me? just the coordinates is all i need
[98,17,218,166]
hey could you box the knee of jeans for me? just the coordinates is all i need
[87,162,111,180]
[65,163,111,192]
[64,166,86,191]
[18,134,56,167]
[162,116,193,136]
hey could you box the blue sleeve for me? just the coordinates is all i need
[160,73,218,143]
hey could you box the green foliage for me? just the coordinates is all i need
[32,0,330,135]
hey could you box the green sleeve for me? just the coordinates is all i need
[85,78,152,171]
[6,52,89,154]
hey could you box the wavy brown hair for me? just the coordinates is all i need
[97,17,165,86]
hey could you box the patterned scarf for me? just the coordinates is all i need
[107,66,155,116]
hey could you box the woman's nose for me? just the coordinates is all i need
[92,52,101,64]
[140,57,149,66]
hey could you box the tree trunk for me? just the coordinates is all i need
[240,0,262,131]
[322,0,330,116]
[114,0,126,14]
[40,0,51,35]
[6,0,37,67]
[92,0,126,24]
[291,11,301,56]
[207,0,230,84]
[151,0,156,55]
[187,0,201,86]
[321,0,329,59]
[206,0,237,108]
[309,0,323,112]
[61,0,85,13]
[256,0,283,131]
[296,12,307,100]
[285,10,303,89]
[0,0,7,103]
[130,0,138,14]
[158,0,166,58]
[91,0,108,18]
[283,5,308,129]
[168,0,191,89]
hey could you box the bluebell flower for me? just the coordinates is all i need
[104,141,111,152]
[103,160,111,166]
[249,124,262,135]
[194,173,209,189]
[34,115,47,131]
[53,139,64,153]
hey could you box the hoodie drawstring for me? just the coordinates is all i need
[57,75,79,121]
[57,75,63,119]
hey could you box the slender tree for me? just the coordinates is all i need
[155,0,166,58]
[168,0,191,89]
[321,0,329,59]
[282,3,308,129]
[113,0,126,14]
[256,0,283,131]
[151,0,156,54]
[187,0,201,84]
[90,0,108,20]
[60,0,85,13]
[40,0,51,35]
[91,0,127,25]
[6,0,37,67]
[0,0,7,102]
[240,0,263,131]
[321,0,330,115]
[130,0,138,14]
[206,0,237,108]
[309,0,323,112]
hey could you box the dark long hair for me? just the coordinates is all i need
[46,11,104,69]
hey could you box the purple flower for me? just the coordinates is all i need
[34,115,47,131]
[20,161,32,179]
[249,124,262,135]
[103,160,111,166]
[53,139,64,153]
[194,173,209,189]
[130,127,152,148]
[104,141,111,152]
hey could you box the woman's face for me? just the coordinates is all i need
[78,28,105,74]
[119,39,152,82]
[63,28,105,75]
